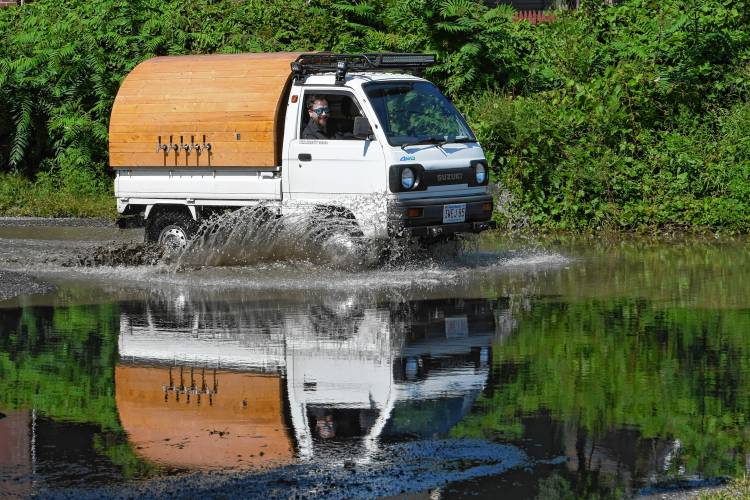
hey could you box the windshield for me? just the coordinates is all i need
[364,81,476,146]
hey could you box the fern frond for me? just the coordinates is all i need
[434,21,474,33]
[9,96,33,168]
[440,0,477,19]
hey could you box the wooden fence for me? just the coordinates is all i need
[513,10,557,24]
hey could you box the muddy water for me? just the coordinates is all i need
[1,222,749,498]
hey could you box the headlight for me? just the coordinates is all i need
[401,167,416,190]
[475,163,487,184]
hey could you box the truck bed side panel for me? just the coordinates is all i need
[115,169,282,202]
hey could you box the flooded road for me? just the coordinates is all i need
[1,220,749,498]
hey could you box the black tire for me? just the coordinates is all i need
[310,206,363,240]
[145,208,198,252]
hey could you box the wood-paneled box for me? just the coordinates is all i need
[109,52,301,170]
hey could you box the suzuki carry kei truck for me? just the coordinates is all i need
[110,52,496,249]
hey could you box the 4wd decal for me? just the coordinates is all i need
[399,155,416,162]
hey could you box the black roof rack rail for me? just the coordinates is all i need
[291,52,436,85]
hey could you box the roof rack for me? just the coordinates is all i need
[291,53,436,85]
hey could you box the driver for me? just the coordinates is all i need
[302,96,333,139]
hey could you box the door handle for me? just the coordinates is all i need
[298,153,312,162]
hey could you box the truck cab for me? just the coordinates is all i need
[110,53,496,249]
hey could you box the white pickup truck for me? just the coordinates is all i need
[110,53,496,249]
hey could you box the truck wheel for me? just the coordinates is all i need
[145,209,198,252]
[310,209,365,268]
[310,206,363,239]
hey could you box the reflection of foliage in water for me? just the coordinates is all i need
[475,235,750,311]
[452,299,750,482]
[535,471,625,500]
[0,303,156,478]
[0,304,119,426]
[386,89,460,138]
[367,82,469,141]
[388,398,475,439]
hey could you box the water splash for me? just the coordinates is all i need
[174,205,384,270]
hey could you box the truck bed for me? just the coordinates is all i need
[114,168,283,206]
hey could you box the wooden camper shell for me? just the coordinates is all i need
[109,52,301,169]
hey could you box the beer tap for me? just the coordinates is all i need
[192,135,202,153]
[157,136,168,153]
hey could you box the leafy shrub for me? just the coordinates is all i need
[462,0,750,232]
[0,0,749,230]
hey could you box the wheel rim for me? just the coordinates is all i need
[158,225,188,252]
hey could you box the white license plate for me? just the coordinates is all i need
[442,203,466,224]
[445,316,469,338]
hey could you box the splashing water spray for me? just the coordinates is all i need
[173,194,409,270]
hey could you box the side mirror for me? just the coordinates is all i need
[353,116,374,140]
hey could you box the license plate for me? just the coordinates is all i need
[445,316,469,338]
[442,203,466,224]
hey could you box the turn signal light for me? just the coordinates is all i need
[482,202,493,212]
[406,208,423,218]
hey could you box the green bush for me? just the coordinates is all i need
[461,0,750,232]
[1,0,749,229]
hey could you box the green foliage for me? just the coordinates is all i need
[0,302,158,478]
[452,292,750,480]
[0,0,749,229]
[461,0,750,232]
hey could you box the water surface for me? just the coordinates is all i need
[1,230,749,498]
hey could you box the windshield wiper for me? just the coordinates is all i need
[400,137,476,150]
[435,137,476,147]
[400,137,443,150]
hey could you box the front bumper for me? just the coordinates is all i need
[388,194,497,238]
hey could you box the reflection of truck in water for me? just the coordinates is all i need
[110,53,496,250]
[116,294,498,468]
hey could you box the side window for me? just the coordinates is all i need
[300,92,363,140]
